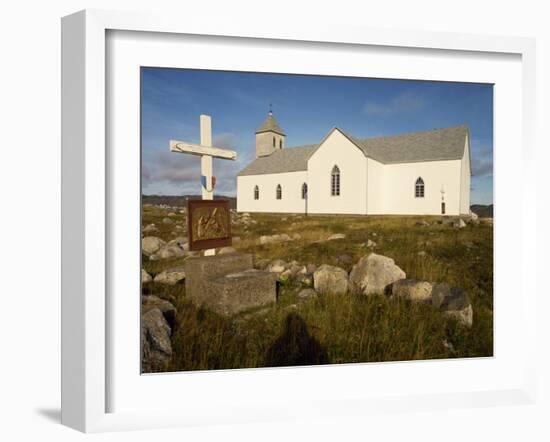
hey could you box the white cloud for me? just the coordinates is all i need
[142,132,250,196]
[470,140,493,178]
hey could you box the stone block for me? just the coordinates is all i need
[184,253,253,282]
[204,269,277,315]
[184,253,276,316]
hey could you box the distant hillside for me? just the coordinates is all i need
[470,204,493,218]
[142,194,237,209]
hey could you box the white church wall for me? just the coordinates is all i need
[366,157,385,214]
[459,137,471,215]
[381,159,463,215]
[237,171,308,213]
[307,129,368,215]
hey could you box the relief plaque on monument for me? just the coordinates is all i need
[187,199,232,251]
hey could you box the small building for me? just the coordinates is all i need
[237,111,471,216]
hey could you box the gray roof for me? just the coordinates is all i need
[352,125,469,164]
[238,144,317,176]
[238,125,468,176]
[255,112,286,136]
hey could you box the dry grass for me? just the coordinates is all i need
[142,206,493,372]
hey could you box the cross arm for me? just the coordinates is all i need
[170,140,237,160]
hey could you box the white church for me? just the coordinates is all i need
[237,112,471,216]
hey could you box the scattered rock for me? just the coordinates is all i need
[154,266,186,285]
[306,263,318,274]
[392,279,433,303]
[336,254,353,266]
[415,220,430,227]
[349,253,406,295]
[142,236,166,256]
[366,239,377,248]
[259,234,293,245]
[162,217,174,224]
[142,295,177,329]
[313,265,349,295]
[153,244,186,260]
[417,250,427,257]
[298,288,317,299]
[267,259,287,273]
[141,308,172,372]
[431,283,473,327]
[168,237,188,251]
[295,273,313,287]
[327,233,346,241]
[444,304,473,328]
[448,218,467,228]
[278,269,293,282]
[288,264,306,276]
[141,269,153,284]
[142,223,158,234]
[254,258,271,270]
[292,233,302,240]
[218,246,237,255]
[468,211,480,225]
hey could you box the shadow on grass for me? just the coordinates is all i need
[265,313,330,367]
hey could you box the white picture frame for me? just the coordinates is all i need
[61,9,537,433]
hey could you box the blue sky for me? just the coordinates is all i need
[141,68,493,205]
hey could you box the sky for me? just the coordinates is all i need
[141,68,493,205]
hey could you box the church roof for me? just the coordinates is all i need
[351,125,469,164]
[238,144,317,176]
[238,125,469,176]
[255,112,286,136]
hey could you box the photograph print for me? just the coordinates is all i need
[140,68,493,373]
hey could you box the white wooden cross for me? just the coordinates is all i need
[170,114,237,256]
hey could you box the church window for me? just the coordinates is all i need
[273,136,276,147]
[331,165,340,196]
[301,183,308,199]
[276,184,282,200]
[279,139,283,149]
[254,185,259,200]
[415,177,425,198]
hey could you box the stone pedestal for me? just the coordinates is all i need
[184,253,277,316]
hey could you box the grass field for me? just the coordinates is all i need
[141,205,493,372]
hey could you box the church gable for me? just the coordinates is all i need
[307,127,366,165]
[306,127,368,214]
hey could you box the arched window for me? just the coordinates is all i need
[254,185,259,200]
[301,182,308,199]
[415,177,425,198]
[331,165,340,196]
[276,184,282,200]
[279,139,283,149]
[273,136,276,147]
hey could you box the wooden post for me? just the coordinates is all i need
[200,115,215,256]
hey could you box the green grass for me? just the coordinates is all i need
[142,206,493,372]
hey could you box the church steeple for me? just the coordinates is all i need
[255,109,286,158]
